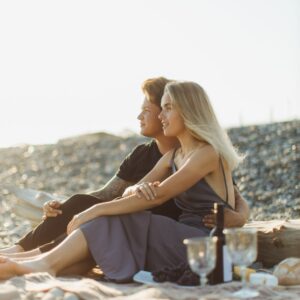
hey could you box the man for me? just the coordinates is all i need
[1,77,249,257]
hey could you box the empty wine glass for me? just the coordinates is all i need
[183,236,217,287]
[224,228,259,298]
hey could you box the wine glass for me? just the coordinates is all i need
[183,236,217,287]
[223,228,259,298]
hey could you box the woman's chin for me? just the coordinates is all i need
[163,129,172,136]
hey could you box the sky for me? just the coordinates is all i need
[0,0,299,148]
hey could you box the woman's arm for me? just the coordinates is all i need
[67,145,219,233]
[106,145,218,213]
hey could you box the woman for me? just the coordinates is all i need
[0,81,243,281]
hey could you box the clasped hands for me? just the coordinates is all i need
[122,181,160,200]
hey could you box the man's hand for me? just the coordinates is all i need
[42,200,62,219]
[203,186,249,228]
[203,207,246,228]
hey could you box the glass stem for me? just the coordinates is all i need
[200,274,207,287]
[240,265,248,289]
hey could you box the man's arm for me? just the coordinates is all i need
[89,175,134,202]
[43,175,134,218]
[203,186,250,228]
[232,186,250,224]
[224,187,250,227]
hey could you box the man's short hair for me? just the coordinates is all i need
[141,77,173,107]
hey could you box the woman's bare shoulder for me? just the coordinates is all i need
[195,144,218,158]
[188,144,219,169]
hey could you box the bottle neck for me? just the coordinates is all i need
[215,203,224,231]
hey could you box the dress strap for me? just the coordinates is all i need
[220,157,228,203]
[170,148,179,170]
[172,148,177,160]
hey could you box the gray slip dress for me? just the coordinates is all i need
[80,150,232,282]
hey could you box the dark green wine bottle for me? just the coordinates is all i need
[209,203,233,284]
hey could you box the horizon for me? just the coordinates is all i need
[1,0,299,148]
[1,118,297,149]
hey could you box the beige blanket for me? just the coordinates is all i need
[1,273,300,300]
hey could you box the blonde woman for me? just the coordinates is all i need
[0,81,243,281]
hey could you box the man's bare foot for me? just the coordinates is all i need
[0,245,24,255]
[0,256,31,280]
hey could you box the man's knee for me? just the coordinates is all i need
[60,194,99,214]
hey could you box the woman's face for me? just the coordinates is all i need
[159,94,185,137]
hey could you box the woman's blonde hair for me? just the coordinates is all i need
[164,81,243,170]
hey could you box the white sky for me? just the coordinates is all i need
[0,0,299,147]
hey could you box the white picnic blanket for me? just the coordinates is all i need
[1,273,300,300]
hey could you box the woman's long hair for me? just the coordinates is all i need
[165,81,243,170]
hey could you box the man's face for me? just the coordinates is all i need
[137,98,163,138]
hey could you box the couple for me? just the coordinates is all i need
[0,78,248,281]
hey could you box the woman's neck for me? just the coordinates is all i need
[177,131,206,158]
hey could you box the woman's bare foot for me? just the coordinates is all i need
[0,256,31,280]
[0,255,55,280]
[0,245,24,255]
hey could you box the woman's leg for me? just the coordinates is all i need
[0,248,41,259]
[57,257,96,276]
[0,228,91,280]
[0,244,24,254]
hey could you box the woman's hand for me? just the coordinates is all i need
[42,200,62,219]
[203,207,246,228]
[122,185,139,197]
[67,211,92,234]
[137,181,160,200]
[122,182,160,200]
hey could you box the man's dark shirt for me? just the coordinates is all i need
[117,140,181,220]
